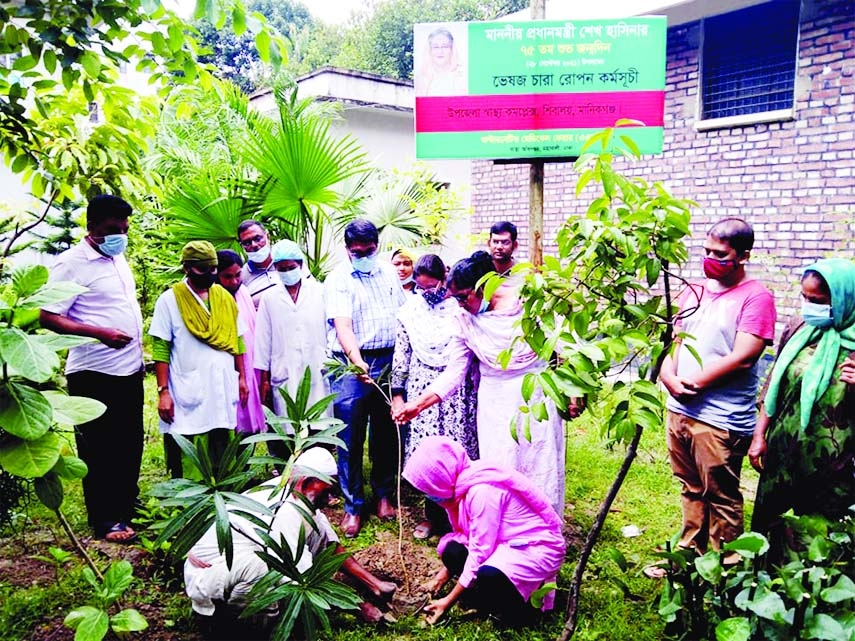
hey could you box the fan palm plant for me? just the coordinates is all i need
[238,85,369,279]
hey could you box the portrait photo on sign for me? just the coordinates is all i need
[414,23,469,97]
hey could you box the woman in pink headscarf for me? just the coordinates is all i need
[402,435,565,627]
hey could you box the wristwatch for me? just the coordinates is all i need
[157,385,169,394]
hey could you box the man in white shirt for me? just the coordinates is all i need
[185,448,396,626]
[40,194,144,543]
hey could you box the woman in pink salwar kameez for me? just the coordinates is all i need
[403,435,565,627]
[395,251,566,515]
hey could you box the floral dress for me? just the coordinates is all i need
[752,344,855,533]
[392,296,479,463]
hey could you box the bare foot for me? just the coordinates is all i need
[358,601,384,624]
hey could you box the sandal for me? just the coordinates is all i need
[413,521,432,540]
[102,522,137,544]
[643,564,668,579]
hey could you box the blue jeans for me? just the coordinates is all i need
[330,352,400,515]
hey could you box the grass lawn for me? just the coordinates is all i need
[0,374,764,641]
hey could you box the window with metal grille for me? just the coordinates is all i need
[701,1,800,121]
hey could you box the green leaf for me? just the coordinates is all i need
[255,30,271,63]
[521,373,535,403]
[747,590,788,622]
[808,534,831,561]
[34,471,64,509]
[54,455,88,480]
[35,333,96,352]
[11,264,49,298]
[820,574,855,604]
[0,327,60,382]
[110,608,148,633]
[0,381,52,439]
[12,54,38,71]
[21,281,86,309]
[102,561,134,604]
[64,605,107,633]
[43,391,106,426]
[715,617,751,641]
[803,613,846,640]
[694,551,722,583]
[79,51,101,78]
[232,6,247,35]
[0,432,62,478]
[723,531,769,559]
[529,582,557,609]
[43,49,57,74]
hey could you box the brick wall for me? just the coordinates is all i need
[471,0,854,322]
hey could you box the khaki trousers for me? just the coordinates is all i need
[666,411,750,553]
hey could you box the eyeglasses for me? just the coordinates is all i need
[450,291,471,304]
[239,234,265,248]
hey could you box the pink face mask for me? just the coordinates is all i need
[702,256,739,280]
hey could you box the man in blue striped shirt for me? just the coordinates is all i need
[326,220,407,537]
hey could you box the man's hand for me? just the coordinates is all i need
[96,327,133,349]
[158,390,174,424]
[352,359,373,385]
[660,371,700,402]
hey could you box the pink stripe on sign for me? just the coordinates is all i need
[415,92,665,133]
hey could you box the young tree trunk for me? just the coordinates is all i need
[557,424,643,641]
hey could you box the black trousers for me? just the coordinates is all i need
[441,541,538,628]
[67,369,144,535]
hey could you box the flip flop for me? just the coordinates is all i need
[643,564,668,579]
[102,522,137,544]
[413,521,432,540]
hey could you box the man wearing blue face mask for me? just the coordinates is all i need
[325,219,407,537]
[238,219,281,308]
[255,240,329,427]
[40,194,144,544]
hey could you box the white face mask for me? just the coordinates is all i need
[246,244,271,264]
[278,268,301,287]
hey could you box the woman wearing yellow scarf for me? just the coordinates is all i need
[749,258,855,558]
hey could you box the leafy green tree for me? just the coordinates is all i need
[1,0,288,200]
[195,0,315,93]
[30,199,82,256]
[503,128,696,640]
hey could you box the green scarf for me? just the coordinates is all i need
[764,258,855,430]
[172,282,240,355]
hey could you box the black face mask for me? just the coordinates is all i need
[188,272,217,289]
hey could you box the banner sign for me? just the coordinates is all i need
[413,17,667,160]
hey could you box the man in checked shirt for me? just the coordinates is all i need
[325,219,406,537]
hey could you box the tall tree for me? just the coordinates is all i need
[195,0,316,92]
